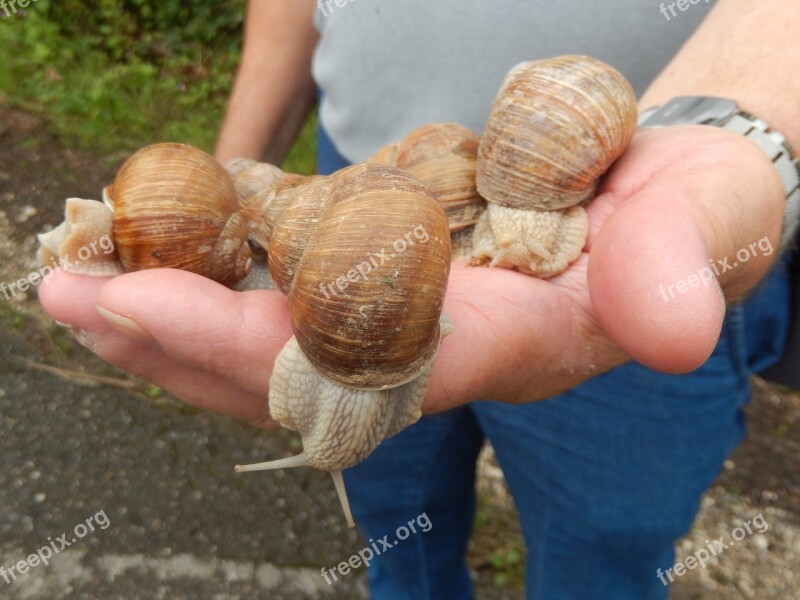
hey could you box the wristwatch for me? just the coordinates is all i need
[638,96,800,251]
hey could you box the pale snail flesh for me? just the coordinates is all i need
[38,143,254,287]
[473,54,638,277]
[236,163,452,527]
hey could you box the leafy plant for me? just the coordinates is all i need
[0,0,315,173]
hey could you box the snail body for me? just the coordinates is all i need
[37,197,125,277]
[472,54,638,276]
[236,163,452,526]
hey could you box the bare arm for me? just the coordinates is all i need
[640,0,800,150]
[214,0,319,165]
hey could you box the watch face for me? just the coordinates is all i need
[642,97,738,127]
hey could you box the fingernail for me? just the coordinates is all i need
[96,306,156,343]
[71,327,98,353]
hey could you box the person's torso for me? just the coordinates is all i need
[312,0,715,161]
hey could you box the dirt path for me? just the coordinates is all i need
[0,106,797,599]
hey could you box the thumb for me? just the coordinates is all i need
[94,269,293,388]
[588,185,726,373]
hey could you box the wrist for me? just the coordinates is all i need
[638,96,800,253]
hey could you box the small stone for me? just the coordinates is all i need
[15,205,37,223]
[752,534,769,551]
[33,492,46,503]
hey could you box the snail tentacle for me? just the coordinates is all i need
[36,198,124,277]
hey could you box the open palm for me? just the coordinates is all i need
[39,125,784,421]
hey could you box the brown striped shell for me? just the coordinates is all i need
[267,162,451,389]
[476,55,638,210]
[370,123,486,231]
[106,143,252,286]
[223,158,305,251]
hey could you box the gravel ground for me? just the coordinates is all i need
[1,106,798,599]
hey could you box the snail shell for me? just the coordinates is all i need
[224,158,305,252]
[107,143,252,286]
[370,123,486,231]
[268,162,451,389]
[472,54,637,276]
[477,55,637,210]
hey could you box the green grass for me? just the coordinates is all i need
[468,490,526,590]
[0,4,317,173]
[0,301,28,330]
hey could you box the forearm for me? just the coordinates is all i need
[640,1,800,147]
[215,0,318,165]
[639,0,799,297]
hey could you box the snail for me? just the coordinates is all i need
[224,157,304,251]
[369,122,486,231]
[38,143,254,287]
[235,162,452,527]
[472,54,638,277]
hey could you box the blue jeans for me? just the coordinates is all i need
[317,125,791,599]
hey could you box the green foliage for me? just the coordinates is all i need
[469,490,526,590]
[282,111,318,177]
[489,547,523,587]
[42,0,245,60]
[47,325,74,357]
[0,0,242,154]
[0,0,315,173]
[0,0,316,173]
[0,302,27,330]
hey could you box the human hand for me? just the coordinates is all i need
[38,126,784,419]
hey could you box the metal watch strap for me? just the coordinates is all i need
[638,97,800,251]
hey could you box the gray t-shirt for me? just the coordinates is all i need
[312,0,715,162]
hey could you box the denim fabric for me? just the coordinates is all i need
[317,125,791,599]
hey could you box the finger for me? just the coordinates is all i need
[94,269,293,394]
[38,270,114,331]
[588,182,726,373]
[37,270,277,424]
